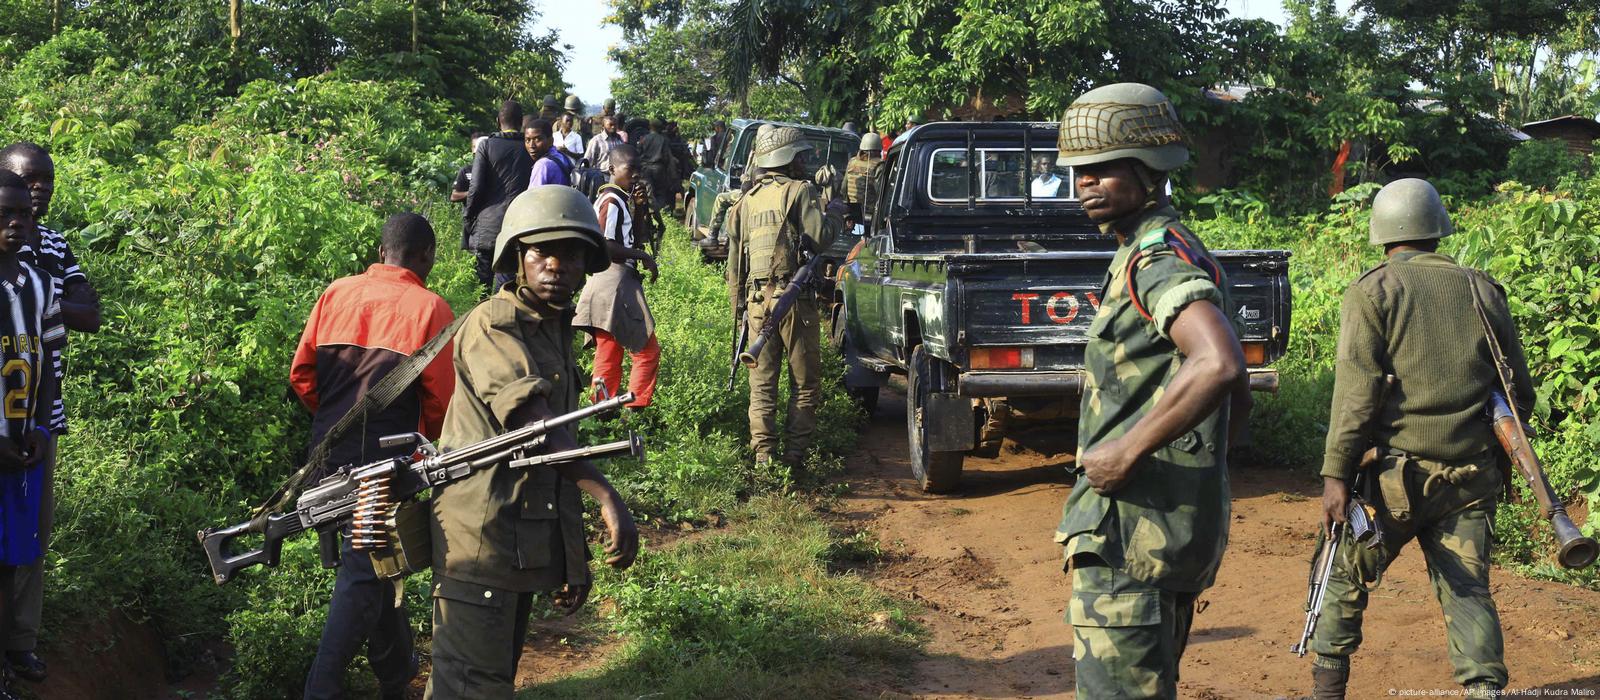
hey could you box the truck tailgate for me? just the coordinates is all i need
[955,250,1290,370]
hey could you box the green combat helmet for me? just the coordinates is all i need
[542,95,559,111]
[493,186,609,275]
[1369,178,1452,245]
[603,98,616,112]
[564,95,583,113]
[754,126,812,168]
[1056,82,1189,172]
[859,132,883,153]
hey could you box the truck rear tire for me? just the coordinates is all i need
[684,195,698,233]
[908,345,963,493]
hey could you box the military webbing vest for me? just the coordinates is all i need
[742,176,804,283]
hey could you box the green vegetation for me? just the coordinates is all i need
[1194,166,1600,588]
[524,495,915,699]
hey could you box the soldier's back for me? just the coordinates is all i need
[1348,252,1512,460]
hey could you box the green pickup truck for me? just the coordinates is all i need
[684,118,860,262]
[837,121,1292,493]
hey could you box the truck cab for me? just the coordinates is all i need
[686,118,861,264]
[839,121,1291,492]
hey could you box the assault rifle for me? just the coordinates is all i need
[1488,391,1598,569]
[727,306,749,391]
[738,252,824,367]
[198,392,643,585]
[1291,374,1393,656]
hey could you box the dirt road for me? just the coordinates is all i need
[840,390,1600,699]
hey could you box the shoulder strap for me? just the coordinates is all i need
[1462,268,1522,425]
[252,311,468,522]
[1123,226,1222,322]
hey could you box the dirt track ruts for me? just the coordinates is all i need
[838,389,1600,699]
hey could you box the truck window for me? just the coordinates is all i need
[928,148,1075,203]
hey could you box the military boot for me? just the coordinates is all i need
[1310,655,1349,700]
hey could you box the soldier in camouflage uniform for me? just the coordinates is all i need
[1051,83,1251,699]
[425,186,639,699]
[699,124,777,249]
[724,126,845,468]
[1306,178,1534,700]
[843,132,884,226]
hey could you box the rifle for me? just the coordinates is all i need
[1291,374,1392,656]
[1290,501,1380,657]
[1488,390,1598,569]
[727,306,748,391]
[198,392,643,585]
[738,253,824,367]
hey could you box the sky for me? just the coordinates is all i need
[537,0,1341,103]
[536,0,623,106]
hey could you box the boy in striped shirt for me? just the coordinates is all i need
[1,142,99,684]
[0,170,60,700]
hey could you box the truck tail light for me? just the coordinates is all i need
[1242,341,1267,366]
[970,347,1034,369]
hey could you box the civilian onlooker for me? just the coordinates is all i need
[464,101,534,298]
[583,116,625,173]
[637,119,677,210]
[0,169,60,700]
[574,145,660,409]
[291,213,454,700]
[0,142,98,687]
[524,117,574,187]
[557,114,584,161]
[451,132,485,204]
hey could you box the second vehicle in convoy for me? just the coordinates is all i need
[837,120,1293,492]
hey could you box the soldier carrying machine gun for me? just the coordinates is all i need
[198,392,643,585]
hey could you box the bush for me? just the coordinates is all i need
[1502,138,1589,191]
[1193,174,1600,588]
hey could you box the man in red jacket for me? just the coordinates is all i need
[289,212,456,700]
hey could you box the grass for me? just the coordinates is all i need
[521,495,918,699]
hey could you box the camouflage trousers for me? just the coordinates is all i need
[1068,556,1197,699]
[1310,450,1507,689]
[744,288,821,463]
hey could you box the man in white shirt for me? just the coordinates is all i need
[1031,154,1064,198]
[558,115,585,161]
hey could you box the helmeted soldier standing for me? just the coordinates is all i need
[724,126,844,469]
[699,123,777,249]
[843,132,884,226]
[425,186,639,699]
[1305,178,1533,700]
[1050,83,1251,699]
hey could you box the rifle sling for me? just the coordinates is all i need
[251,312,468,528]
[1461,268,1519,500]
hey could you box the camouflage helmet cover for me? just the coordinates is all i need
[1056,82,1189,172]
[1369,178,1452,245]
[493,185,608,274]
[754,126,812,168]
[564,95,583,112]
[858,132,883,153]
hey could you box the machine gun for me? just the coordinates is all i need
[198,392,643,585]
[1488,390,1598,569]
[737,253,824,367]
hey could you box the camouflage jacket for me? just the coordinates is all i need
[1054,205,1234,593]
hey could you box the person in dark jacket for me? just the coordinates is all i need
[464,101,533,298]
[636,119,676,211]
